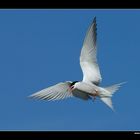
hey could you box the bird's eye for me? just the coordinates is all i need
[70,85,74,89]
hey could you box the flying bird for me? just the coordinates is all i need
[29,17,125,111]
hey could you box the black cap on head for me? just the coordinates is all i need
[70,81,78,86]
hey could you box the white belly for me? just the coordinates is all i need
[74,82,99,95]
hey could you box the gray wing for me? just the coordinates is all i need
[80,17,102,85]
[72,89,91,100]
[29,82,73,101]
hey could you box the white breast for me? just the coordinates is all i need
[74,82,99,94]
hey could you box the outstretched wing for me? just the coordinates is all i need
[29,82,73,101]
[80,17,102,85]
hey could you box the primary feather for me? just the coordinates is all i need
[80,17,102,85]
[29,82,73,101]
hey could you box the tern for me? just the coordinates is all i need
[29,17,125,111]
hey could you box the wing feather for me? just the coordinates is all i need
[29,82,73,101]
[80,17,102,85]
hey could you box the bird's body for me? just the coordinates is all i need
[29,17,126,111]
[73,82,99,96]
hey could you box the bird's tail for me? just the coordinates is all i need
[99,82,126,111]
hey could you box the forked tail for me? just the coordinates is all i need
[100,82,127,111]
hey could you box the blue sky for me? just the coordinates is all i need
[0,9,140,130]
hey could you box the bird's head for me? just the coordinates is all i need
[70,81,79,90]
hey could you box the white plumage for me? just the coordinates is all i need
[80,18,102,85]
[29,82,73,101]
[29,17,126,111]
